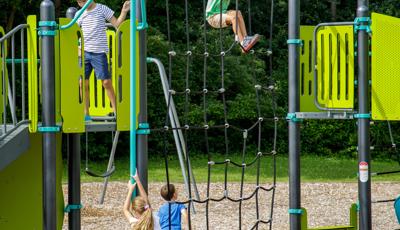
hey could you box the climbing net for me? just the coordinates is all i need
[149,0,277,229]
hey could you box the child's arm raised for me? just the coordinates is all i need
[132,171,150,205]
[109,1,130,28]
[123,180,136,221]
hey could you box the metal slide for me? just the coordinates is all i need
[147,57,200,204]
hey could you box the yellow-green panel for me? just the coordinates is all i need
[88,30,116,116]
[0,26,5,124]
[59,18,85,133]
[371,13,400,120]
[115,20,139,131]
[27,15,38,132]
[316,25,354,109]
[0,133,64,229]
[55,24,62,125]
[300,26,320,112]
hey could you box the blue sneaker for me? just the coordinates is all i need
[84,115,92,122]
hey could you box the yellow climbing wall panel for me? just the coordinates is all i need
[28,15,38,133]
[371,13,400,120]
[300,26,320,112]
[316,25,354,109]
[299,25,354,111]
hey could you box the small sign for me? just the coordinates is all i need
[359,161,369,182]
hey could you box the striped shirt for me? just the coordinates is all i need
[77,3,114,53]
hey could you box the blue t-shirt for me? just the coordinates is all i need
[158,202,186,230]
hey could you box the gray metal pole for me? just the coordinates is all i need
[40,1,56,229]
[137,0,148,192]
[288,0,301,229]
[66,7,81,230]
[357,1,372,229]
[68,134,81,230]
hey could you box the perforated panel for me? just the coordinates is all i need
[316,25,354,109]
[371,13,400,120]
[115,20,139,131]
[300,26,320,112]
[59,18,85,133]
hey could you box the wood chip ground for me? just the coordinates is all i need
[62,182,400,229]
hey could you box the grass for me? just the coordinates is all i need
[63,154,400,183]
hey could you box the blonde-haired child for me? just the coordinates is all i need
[123,172,161,230]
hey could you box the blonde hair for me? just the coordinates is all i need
[131,196,153,230]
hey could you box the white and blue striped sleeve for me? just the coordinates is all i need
[101,4,115,21]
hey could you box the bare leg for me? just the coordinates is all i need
[227,10,247,43]
[80,79,90,115]
[102,79,117,114]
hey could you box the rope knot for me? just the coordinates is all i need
[184,125,190,130]
[220,51,225,56]
[185,88,191,94]
[218,88,225,93]
[168,51,176,56]
[257,152,263,156]
[274,117,279,121]
[224,123,230,128]
[254,85,261,90]
[258,117,264,122]
[163,126,169,131]
[204,52,209,57]
[203,124,209,130]
[186,50,192,56]
[267,49,273,56]
[243,129,248,139]
[203,88,208,94]
[208,161,215,165]
[169,89,176,95]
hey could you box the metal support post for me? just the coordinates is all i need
[357,1,372,229]
[67,134,81,230]
[288,0,301,229]
[40,1,57,229]
[137,0,148,192]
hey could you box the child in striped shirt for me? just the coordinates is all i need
[76,0,130,120]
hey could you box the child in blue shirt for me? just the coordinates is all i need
[158,184,188,230]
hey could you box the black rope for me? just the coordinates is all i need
[159,0,277,229]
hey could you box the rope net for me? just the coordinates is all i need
[148,0,277,229]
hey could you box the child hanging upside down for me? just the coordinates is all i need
[206,0,260,53]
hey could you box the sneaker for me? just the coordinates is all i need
[84,115,92,122]
[241,34,260,53]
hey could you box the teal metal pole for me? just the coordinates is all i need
[59,0,93,30]
[130,0,137,182]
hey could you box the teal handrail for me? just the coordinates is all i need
[130,0,138,184]
[59,0,94,30]
[137,0,148,30]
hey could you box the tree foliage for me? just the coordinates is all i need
[5,0,400,161]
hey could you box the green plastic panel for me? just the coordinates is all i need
[371,13,400,120]
[59,18,85,133]
[300,26,320,112]
[316,25,354,109]
[300,204,357,230]
[300,25,355,111]
[88,30,116,116]
[27,15,38,133]
[115,20,139,131]
[0,133,64,229]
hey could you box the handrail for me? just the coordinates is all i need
[312,21,354,111]
[59,0,94,30]
[0,24,28,43]
[137,0,148,30]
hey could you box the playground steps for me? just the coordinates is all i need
[0,124,30,171]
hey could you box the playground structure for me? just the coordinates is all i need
[0,0,400,230]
